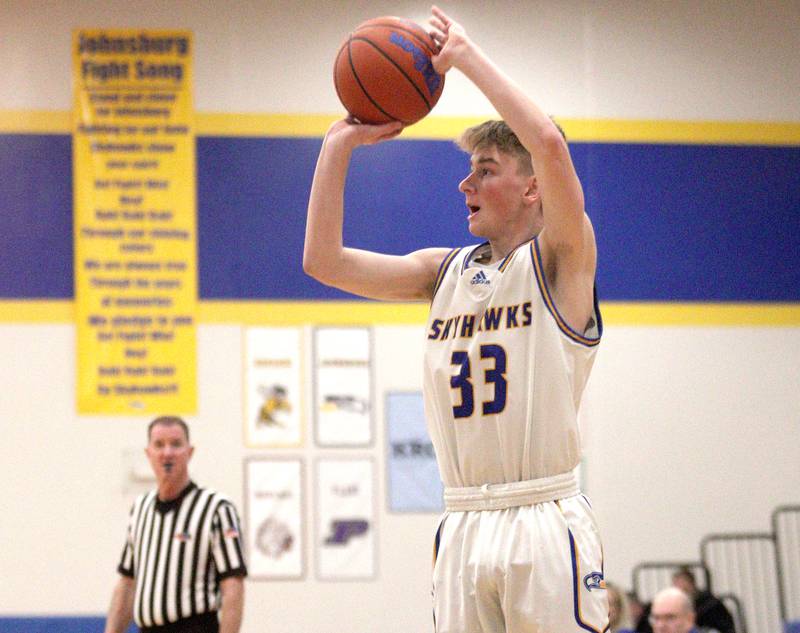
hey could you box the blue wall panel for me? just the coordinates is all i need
[0,134,73,299]
[0,617,137,633]
[1,134,798,302]
[197,136,472,299]
[577,143,800,301]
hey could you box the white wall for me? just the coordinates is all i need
[2,0,799,120]
[583,327,800,579]
[1,0,799,631]
[1,323,798,631]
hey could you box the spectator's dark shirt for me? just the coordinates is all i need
[695,590,735,633]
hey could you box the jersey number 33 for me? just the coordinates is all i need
[450,344,507,418]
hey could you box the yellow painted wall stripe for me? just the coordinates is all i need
[601,302,800,327]
[561,119,800,146]
[196,113,336,137]
[2,300,799,326]
[0,110,72,134]
[2,110,799,145]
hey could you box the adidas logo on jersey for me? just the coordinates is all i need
[470,271,491,286]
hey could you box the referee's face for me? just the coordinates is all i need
[146,422,193,484]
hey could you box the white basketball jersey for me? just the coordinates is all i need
[423,237,602,488]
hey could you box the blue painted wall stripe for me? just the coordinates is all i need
[0,617,137,633]
[1,134,798,301]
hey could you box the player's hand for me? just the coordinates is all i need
[326,117,404,149]
[429,5,471,74]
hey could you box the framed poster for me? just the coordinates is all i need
[244,458,305,580]
[386,391,443,512]
[315,458,376,580]
[73,29,197,415]
[244,326,303,447]
[313,327,372,447]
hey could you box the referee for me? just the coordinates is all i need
[104,416,247,633]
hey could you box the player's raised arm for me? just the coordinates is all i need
[428,6,594,277]
[303,118,449,301]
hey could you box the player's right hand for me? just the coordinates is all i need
[326,117,404,148]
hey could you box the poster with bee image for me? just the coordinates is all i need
[244,326,303,447]
[244,458,304,580]
[313,326,373,447]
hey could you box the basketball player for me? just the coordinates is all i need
[304,6,607,632]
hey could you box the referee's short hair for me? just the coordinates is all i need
[147,415,190,442]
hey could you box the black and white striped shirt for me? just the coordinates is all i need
[117,482,247,628]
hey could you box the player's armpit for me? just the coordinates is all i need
[307,246,452,302]
[537,219,597,334]
[539,212,596,276]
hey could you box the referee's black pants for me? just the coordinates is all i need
[140,612,219,633]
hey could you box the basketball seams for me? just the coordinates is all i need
[333,16,444,125]
[346,37,398,123]
[350,36,432,111]
[353,21,437,56]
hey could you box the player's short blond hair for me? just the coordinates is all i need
[456,119,566,176]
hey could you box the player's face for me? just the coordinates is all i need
[146,423,193,483]
[458,147,535,239]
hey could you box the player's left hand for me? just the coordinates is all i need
[429,5,471,74]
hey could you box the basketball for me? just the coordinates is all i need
[333,16,445,125]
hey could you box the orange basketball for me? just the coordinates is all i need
[333,16,445,125]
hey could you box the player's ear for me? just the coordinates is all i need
[523,175,540,205]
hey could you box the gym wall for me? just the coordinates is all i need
[1,1,798,632]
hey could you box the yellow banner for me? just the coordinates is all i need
[72,30,196,414]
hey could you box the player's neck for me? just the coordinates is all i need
[487,230,539,263]
[485,211,542,263]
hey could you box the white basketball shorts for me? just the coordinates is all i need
[432,482,608,633]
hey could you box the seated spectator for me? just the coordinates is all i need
[649,587,705,633]
[628,591,653,633]
[607,581,633,633]
[672,567,735,633]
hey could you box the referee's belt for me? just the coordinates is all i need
[444,471,579,512]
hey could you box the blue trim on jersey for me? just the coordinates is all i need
[498,246,519,272]
[530,238,602,347]
[498,236,539,272]
[431,516,446,633]
[460,237,537,274]
[460,242,489,274]
[592,285,604,338]
[431,248,462,301]
[432,516,445,568]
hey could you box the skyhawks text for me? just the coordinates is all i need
[427,302,533,341]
